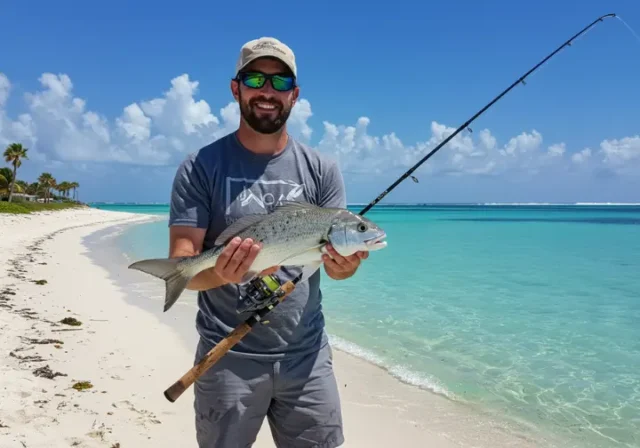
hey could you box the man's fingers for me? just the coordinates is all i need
[325,244,366,268]
[325,244,347,265]
[323,253,345,272]
[225,238,255,272]
[235,242,262,275]
[216,237,242,270]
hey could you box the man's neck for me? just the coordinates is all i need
[235,122,289,155]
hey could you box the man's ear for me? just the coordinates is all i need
[230,79,240,102]
[291,86,300,105]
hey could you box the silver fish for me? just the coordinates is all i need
[128,201,387,312]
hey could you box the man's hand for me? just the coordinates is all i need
[322,244,368,280]
[213,237,279,285]
[170,226,278,291]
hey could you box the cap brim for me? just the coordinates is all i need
[236,55,296,77]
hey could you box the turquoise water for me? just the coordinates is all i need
[92,203,640,447]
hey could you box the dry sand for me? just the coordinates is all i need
[0,206,555,447]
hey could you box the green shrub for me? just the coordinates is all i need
[0,201,85,214]
[0,202,30,213]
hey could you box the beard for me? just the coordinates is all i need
[238,92,293,134]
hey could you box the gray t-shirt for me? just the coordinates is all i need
[168,131,346,360]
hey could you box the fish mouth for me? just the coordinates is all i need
[364,233,387,250]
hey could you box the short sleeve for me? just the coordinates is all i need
[168,153,211,228]
[318,158,346,208]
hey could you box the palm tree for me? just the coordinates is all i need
[26,182,40,197]
[0,167,12,181]
[56,181,73,200]
[38,172,56,203]
[69,181,79,201]
[3,143,29,202]
[0,173,8,197]
[55,182,65,198]
[0,167,13,196]
[0,168,13,199]
[15,180,28,194]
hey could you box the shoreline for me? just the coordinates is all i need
[1,207,563,447]
[0,208,197,448]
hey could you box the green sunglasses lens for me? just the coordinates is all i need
[242,73,266,88]
[271,75,294,91]
[240,72,294,91]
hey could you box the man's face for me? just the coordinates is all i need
[231,57,299,134]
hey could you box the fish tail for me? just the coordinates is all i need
[128,257,193,312]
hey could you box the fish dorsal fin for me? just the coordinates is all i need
[273,200,319,213]
[214,213,267,246]
[273,200,345,214]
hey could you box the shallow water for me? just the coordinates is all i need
[93,203,640,448]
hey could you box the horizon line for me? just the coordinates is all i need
[87,201,640,206]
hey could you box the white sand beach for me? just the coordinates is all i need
[0,207,554,447]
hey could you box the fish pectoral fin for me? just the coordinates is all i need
[274,244,325,267]
[299,261,323,282]
[215,213,267,246]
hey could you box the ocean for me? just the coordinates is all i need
[92,202,640,448]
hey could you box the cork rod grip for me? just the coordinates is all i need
[163,280,296,403]
[163,322,252,402]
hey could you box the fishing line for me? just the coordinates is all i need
[357,13,621,216]
[615,15,640,47]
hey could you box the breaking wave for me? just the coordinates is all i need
[327,334,455,400]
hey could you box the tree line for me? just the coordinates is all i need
[1,143,80,203]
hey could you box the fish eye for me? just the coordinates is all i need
[357,223,367,232]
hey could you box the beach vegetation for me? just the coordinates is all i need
[0,201,84,214]
[1,141,85,214]
[71,381,93,391]
[3,143,28,202]
[60,317,82,326]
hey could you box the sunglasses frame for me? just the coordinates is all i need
[234,71,297,92]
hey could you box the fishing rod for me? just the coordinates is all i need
[358,12,617,216]
[162,13,617,403]
[164,271,303,402]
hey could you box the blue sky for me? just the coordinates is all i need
[1,1,640,204]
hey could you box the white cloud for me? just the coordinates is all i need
[548,143,566,157]
[0,71,638,186]
[599,136,640,175]
[572,148,592,164]
[288,98,313,141]
[0,73,10,107]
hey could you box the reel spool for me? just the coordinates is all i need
[237,274,286,314]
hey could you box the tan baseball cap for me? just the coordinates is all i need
[235,37,297,78]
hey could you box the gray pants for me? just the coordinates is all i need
[193,338,344,448]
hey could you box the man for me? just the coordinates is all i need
[168,37,368,447]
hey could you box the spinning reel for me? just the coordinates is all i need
[236,273,287,314]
